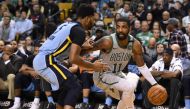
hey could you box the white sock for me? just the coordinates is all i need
[14,97,21,103]
[33,97,40,103]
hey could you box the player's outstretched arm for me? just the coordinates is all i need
[132,40,157,85]
[82,36,112,53]
[69,43,110,72]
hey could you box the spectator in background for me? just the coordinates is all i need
[27,0,44,18]
[0,40,5,57]
[136,20,153,46]
[145,37,157,61]
[152,29,166,44]
[111,13,122,28]
[128,12,136,27]
[0,45,16,100]
[15,0,28,12]
[160,10,170,34]
[144,0,154,11]
[135,3,146,21]
[167,18,189,58]
[100,2,113,19]
[44,0,60,24]
[184,23,190,55]
[24,36,34,53]
[163,0,175,10]
[169,1,185,20]
[153,43,166,62]
[142,48,183,109]
[114,0,123,11]
[117,3,131,18]
[152,0,164,21]
[9,44,41,109]
[183,0,190,16]
[10,40,27,62]
[29,4,45,41]
[130,19,141,37]
[182,8,190,28]
[0,15,16,43]
[90,1,100,13]
[1,11,16,28]
[171,44,190,109]
[130,0,141,13]
[146,12,154,30]
[0,4,9,21]
[14,9,21,22]
[15,9,33,40]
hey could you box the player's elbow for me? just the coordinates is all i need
[69,56,79,65]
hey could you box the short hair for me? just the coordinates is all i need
[116,17,130,28]
[163,48,173,56]
[77,4,95,18]
[168,18,179,28]
[34,43,42,47]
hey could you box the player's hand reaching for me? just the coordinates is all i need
[82,38,94,49]
[93,60,111,72]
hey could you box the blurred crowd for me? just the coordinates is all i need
[0,0,190,109]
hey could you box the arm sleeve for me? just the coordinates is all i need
[69,25,85,47]
[138,64,157,85]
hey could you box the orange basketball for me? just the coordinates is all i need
[147,85,168,105]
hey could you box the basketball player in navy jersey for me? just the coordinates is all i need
[84,17,165,109]
[33,4,110,109]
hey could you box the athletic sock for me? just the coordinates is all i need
[47,96,55,104]
[83,97,89,104]
[185,99,190,109]
[33,97,40,103]
[105,96,112,106]
[14,97,21,103]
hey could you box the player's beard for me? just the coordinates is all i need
[116,32,128,40]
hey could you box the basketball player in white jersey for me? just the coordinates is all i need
[84,17,165,109]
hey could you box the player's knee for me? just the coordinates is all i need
[125,73,139,93]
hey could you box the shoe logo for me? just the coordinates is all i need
[0,101,10,107]
[22,102,33,108]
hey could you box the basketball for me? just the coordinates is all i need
[147,85,168,105]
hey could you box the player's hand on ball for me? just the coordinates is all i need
[148,84,168,105]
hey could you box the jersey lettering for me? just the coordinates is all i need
[110,52,131,61]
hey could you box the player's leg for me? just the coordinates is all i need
[40,77,55,109]
[10,73,31,109]
[182,75,190,109]
[80,71,93,108]
[30,78,41,109]
[97,72,139,109]
[114,73,139,109]
[53,64,82,109]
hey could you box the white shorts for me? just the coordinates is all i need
[93,71,139,100]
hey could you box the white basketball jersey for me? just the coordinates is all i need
[100,34,134,74]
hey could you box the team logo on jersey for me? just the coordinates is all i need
[110,52,131,61]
